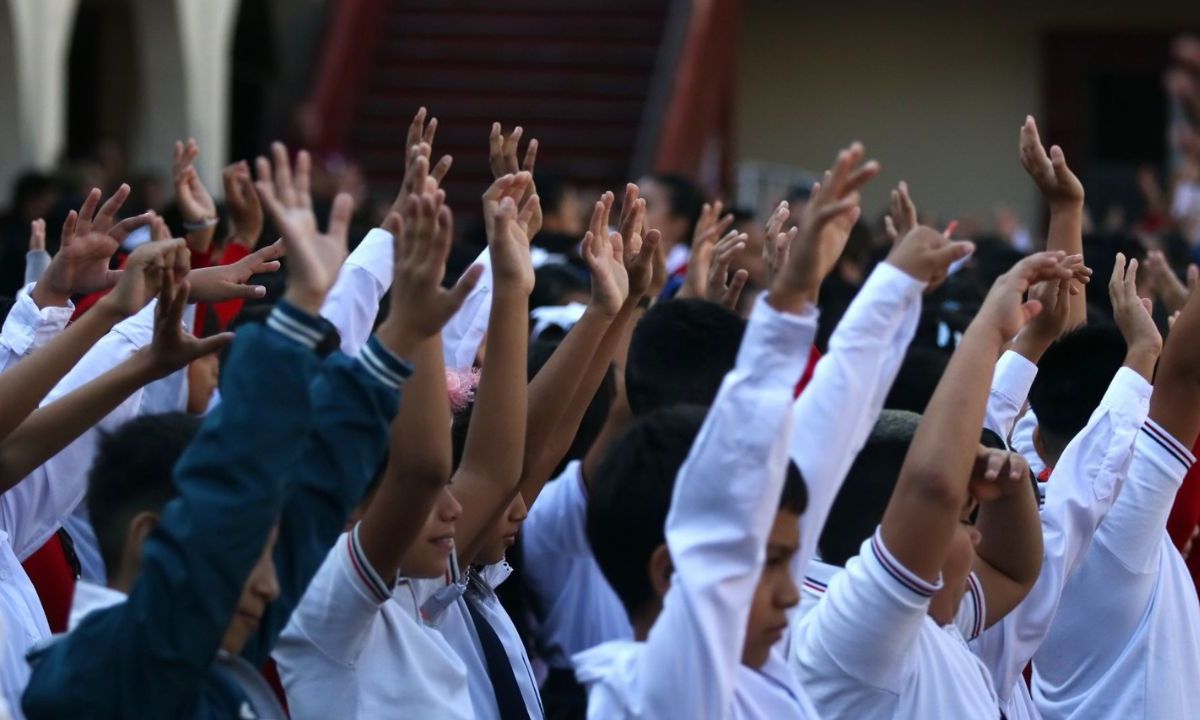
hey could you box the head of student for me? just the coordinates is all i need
[637,173,705,253]
[1027,323,1126,467]
[88,413,281,655]
[625,299,746,416]
[588,405,807,669]
[818,411,1005,620]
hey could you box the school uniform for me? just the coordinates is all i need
[438,562,545,720]
[791,530,1001,719]
[22,304,408,719]
[573,294,817,720]
[970,366,1151,720]
[275,527,476,720]
[522,461,633,672]
[1031,421,1200,720]
[0,283,73,374]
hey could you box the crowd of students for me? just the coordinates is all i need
[1,58,1200,720]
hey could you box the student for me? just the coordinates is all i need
[275,173,529,720]
[1030,271,1200,714]
[574,142,888,719]
[971,256,1161,720]
[791,250,1074,719]
[637,173,704,277]
[21,144,436,719]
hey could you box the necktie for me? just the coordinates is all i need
[466,597,530,720]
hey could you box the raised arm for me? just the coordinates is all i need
[1021,116,1087,329]
[357,190,482,582]
[791,173,974,580]
[882,251,1071,584]
[452,173,535,563]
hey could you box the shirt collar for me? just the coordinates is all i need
[69,580,128,630]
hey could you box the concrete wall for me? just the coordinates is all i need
[736,0,1200,229]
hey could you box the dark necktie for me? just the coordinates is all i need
[465,597,531,720]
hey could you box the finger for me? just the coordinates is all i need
[250,239,286,264]
[523,138,538,173]
[503,126,523,173]
[255,179,286,231]
[56,211,79,249]
[986,449,1006,480]
[483,173,515,204]
[1020,299,1044,325]
[842,159,881,196]
[295,150,312,208]
[933,240,975,266]
[711,213,736,241]
[406,150,430,196]
[884,215,899,242]
[422,115,438,146]
[271,142,296,206]
[435,204,455,263]
[1189,264,1199,291]
[1056,274,1071,311]
[618,183,639,231]
[191,332,236,359]
[488,122,504,177]
[519,194,542,231]
[724,269,749,309]
[447,264,486,311]
[255,155,273,186]
[76,188,102,234]
[93,184,131,233]
[1126,258,1141,296]
[407,107,427,148]
[326,192,355,243]
[588,199,606,240]
[1110,252,1126,298]
[431,154,453,184]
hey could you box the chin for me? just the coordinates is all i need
[741,646,770,670]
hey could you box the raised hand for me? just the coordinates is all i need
[803,142,880,295]
[255,141,352,314]
[221,161,264,248]
[762,200,796,286]
[582,195,630,317]
[186,240,284,302]
[886,225,975,289]
[29,219,45,253]
[174,139,218,253]
[483,172,539,295]
[975,251,1074,343]
[616,184,659,302]
[32,185,152,308]
[884,181,919,243]
[969,447,1032,504]
[769,142,879,312]
[144,272,233,379]
[706,230,749,310]
[1109,253,1163,367]
[1145,249,1198,314]
[678,201,735,300]
[1020,116,1084,209]
[489,122,538,182]
[98,228,190,318]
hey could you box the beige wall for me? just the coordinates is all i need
[737,0,1200,230]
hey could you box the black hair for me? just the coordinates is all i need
[11,172,58,213]
[884,347,951,414]
[87,413,201,576]
[646,174,705,246]
[534,172,567,216]
[1028,324,1126,446]
[818,410,920,567]
[530,263,590,311]
[729,206,757,226]
[784,178,816,204]
[588,405,707,616]
[625,299,746,416]
[780,461,808,516]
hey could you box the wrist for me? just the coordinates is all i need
[587,298,622,321]
[1047,197,1084,213]
[282,288,327,317]
[1012,331,1052,363]
[29,281,70,310]
[92,294,136,321]
[374,320,421,361]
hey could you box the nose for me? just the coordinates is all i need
[255,560,280,603]
[509,493,528,523]
[441,486,463,521]
[777,575,801,610]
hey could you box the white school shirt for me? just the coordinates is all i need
[1013,410,1048,479]
[573,295,818,720]
[0,301,157,719]
[320,227,492,370]
[791,530,1001,720]
[522,461,632,670]
[438,563,545,720]
[0,283,74,374]
[971,367,1151,720]
[1032,421,1200,720]
[275,527,475,720]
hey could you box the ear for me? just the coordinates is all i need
[119,511,160,580]
[648,543,673,600]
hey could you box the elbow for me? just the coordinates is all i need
[906,469,969,514]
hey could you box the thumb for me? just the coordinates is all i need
[447,265,485,310]
[1020,299,1044,325]
[935,240,975,265]
[1188,263,1199,290]
[191,332,235,359]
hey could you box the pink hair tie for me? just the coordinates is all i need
[445,367,481,413]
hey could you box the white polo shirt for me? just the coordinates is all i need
[792,530,1001,719]
[275,527,474,720]
[574,295,818,720]
[1032,421,1200,720]
[522,461,633,670]
[437,564,544,720]
[971,366,1151,720]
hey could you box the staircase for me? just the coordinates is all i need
[343,0,677,215]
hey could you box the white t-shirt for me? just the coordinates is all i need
[522,461,633,669]
[274,528,474,719]
[791,530,1001,720]
[1032,421,1200,720]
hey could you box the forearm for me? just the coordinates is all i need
[1151,286,1200,446]
[0,300,125,440]
[521,306,617,503]
[975,479,1043,587]
[1046,202,1085,328]
[360,336,450,578]
[455,287,529,561]
[0,352,156,492]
